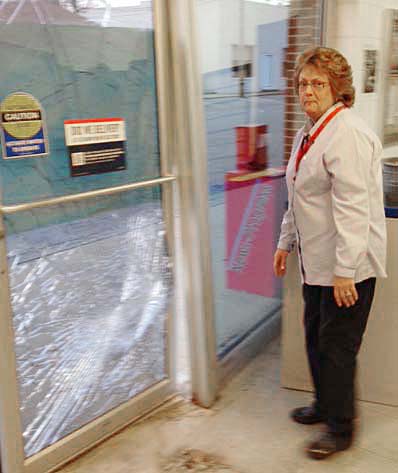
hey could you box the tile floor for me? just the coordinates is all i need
[59,337,398,473]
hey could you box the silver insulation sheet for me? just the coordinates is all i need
[5,201,172,458]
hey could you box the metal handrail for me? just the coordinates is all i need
[203,90,285,99]
[0,175,176,214]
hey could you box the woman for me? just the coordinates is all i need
[274,47,387,460]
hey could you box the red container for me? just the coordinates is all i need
[235,124,268,171]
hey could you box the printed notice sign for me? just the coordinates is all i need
[64,118,126,177]
[0,92,49,159]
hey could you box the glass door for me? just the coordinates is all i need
[195,0,289,370]
[0,1,178,472]
[194,0,324,384]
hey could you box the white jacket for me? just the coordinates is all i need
[278,102,387,285]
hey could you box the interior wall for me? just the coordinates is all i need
[325,0,398,158]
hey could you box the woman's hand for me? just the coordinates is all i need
[273,249,289,277]
[333,276,358,308]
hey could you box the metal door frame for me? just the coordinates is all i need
[0,181,178,473]
[0,1,219,471]
[167,0,218,408]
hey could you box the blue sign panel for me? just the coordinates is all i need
[3,127,47,158]
[0,92,49,159]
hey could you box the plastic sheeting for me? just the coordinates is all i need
[0,0,172,459]
[5,201,173,458]
[0,3,160,208]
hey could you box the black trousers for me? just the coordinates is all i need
[303,277,376,436]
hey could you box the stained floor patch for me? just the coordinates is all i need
[138,397,215,425]
[161,448,240,472]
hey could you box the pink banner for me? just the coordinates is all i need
[225,168,285,297]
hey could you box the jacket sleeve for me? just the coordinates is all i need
[324,127,371,278]
[277,204,297,251]
[277,131,302,252]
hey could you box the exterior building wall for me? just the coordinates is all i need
[258,20,288,91]
[196,0,288,74]
[283,0,324,163]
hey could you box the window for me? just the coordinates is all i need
[260,54,273,89]
[232,44,254,78]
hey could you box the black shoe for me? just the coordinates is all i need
[306,431,353,460]
[290,406,325,425]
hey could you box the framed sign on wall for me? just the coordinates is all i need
[363,49,377,94]
[383,9,398,146]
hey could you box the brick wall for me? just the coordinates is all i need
[284,0,324,162]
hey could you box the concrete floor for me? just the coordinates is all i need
[59,336,398,473]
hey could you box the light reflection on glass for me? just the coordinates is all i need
[196,0,288,356]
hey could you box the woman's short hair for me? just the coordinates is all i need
[294,47,355,108]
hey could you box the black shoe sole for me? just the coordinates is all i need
[306,438,353,460]
[291,413,325,425]
[306,444,351,460]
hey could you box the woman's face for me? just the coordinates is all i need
[298,64,335,122]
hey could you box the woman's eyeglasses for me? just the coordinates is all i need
[298,80,329,91]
